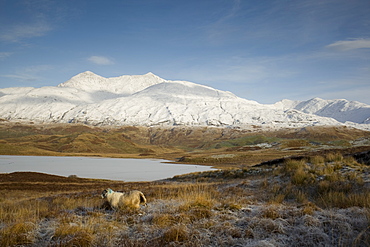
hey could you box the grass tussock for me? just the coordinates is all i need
[53,223,95,247]
[0,222,36,247]
[177,184,218,210]
[269,153,370,209]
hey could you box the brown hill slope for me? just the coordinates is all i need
[1,122,370,168]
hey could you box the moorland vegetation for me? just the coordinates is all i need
[0,122,370,246]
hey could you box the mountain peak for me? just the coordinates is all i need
[80,70,95,75]
[142,72,164,81]
[58,71,105,89]
[58,71,166,95]
[73,71,101,78]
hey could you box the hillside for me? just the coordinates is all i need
[1,71,369,129]
[1,123,370,168]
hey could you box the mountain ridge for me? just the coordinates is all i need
[1,71,369,130]
[276,97,370,124]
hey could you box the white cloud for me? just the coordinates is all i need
[2,74,39,82]
[1,65,53,82]
[204,0,243,44]
[326,38,370,51]
[87,56,114,65]
[0,52,12,60]
[0,22,52,42]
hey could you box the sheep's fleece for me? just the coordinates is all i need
[101,188,147,209]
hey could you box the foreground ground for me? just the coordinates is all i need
[1,123,370,246]
[1,151,369,247]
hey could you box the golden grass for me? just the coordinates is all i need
[53,223,94,247]
[325,152,344,162]
[0,222,36,247]
[177,184,218,210]
[309,155,325,165]
[282,159,308,175]
[317,191,370,208]
[281,139,311,149]
[0,198,49,224]
[271,153,370,209]
[51,196,101,211]
[291,166,315,185]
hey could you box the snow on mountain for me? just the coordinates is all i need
[61,80,340,127]
[0,71,369,130]
[58,71,166,96]
[0,86,95,122]
[275,98,370,124]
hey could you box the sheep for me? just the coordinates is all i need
[101,188,147,210]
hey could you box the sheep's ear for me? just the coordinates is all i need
[108,188,113,194]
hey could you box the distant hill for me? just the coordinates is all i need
[0,71,369,130]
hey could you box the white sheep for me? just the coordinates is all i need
[101,188,147,210]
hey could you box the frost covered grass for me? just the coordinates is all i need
[1,154,369,247]
[267,153,370,209]
[1,192,368,246]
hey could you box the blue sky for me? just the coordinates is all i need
[1,0,370,104]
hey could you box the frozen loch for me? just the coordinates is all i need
[0,156,215,181]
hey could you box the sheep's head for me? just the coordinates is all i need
[101,188,113,198]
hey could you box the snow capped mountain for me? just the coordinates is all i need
[0,71,369,130]
[275,98,370,124]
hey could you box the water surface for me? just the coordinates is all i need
[0,155,215,181]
